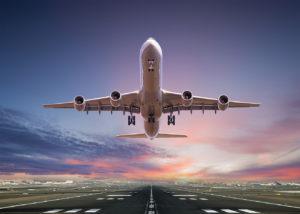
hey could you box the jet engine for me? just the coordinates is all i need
[74,95,86,111]
[182,91,193,107]
[218,95,229,111]
[110,91,122,107]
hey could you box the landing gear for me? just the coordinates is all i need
[128,115,135,125]
[168,115,175,125]
[148,117,155,123]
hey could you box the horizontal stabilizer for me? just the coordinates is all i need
[116,133,187,138]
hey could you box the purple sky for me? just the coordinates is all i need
[0,0,299,181]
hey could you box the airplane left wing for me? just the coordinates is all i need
[43,91,140,113]
[162,90,259,114]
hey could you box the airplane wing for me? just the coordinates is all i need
[43,91,140,113]
[162,90,259,114]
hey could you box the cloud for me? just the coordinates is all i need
[1,104,299,182]
[215,116,300,154]
[221,160,300,181]
[0,106,165,177]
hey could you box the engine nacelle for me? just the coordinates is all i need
[182,91,193,107]
[218,95,229,111]
[110,91,122,107]
[74,95,86,111]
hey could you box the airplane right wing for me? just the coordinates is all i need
[43,91,140,114]
[162,90,259,114]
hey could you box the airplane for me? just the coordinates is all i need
[43,37,260,139]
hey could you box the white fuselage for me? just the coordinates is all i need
[139,38,163,139]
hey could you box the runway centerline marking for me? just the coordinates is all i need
[96,198,104,200]
[189,198,197,200]
[199,198,208,200]
[179,197,186,200]
[65,209,82,213]
[43,209,64,214]
[221,209,239,213]
[202,192,300,210]
[0,193,103,210]
[238,209,260,213]
[202,209,219,213]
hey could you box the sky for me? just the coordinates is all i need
[0,0,300,182]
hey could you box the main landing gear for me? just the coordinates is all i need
[168,115,175,125]
[128,115,135,125]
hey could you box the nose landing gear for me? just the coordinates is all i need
[148,113,155,123]
[128,115,136,125]
[168,115,175,125]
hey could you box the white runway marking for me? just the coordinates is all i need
[96,198,104,200]
[85,209,101,213]
[202,209,219,213]
[0,193,102,210]
[203,192,300,209]
[43,209,64,213]
[199,198,208,200]
[107,197,114,200]
[189,198,197,200]
[173,194,197,197]
[106,194,131,197]
[117,198,124,200]
[65,209,82,213]
[239,209,260,213]
[179,197,186,200]
[221,209,239,213]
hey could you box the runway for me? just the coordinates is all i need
[0,185,299,214]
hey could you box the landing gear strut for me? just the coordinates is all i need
[148,117,155,123]
[128,115,135,125]
[168,115,175,125]
[147,113,155,123]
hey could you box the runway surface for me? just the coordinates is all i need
[0,185,299,214]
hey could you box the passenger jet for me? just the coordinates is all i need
[44,38,259,139]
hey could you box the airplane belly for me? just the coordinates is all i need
[139,37,163,138]
[144,120,159,139]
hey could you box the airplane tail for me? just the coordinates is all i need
[116,133,187,138]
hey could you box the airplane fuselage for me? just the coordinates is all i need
[140,38,163,139]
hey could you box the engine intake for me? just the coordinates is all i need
[110,91,122,107]
[182,91,193,106]
[74,95,86,111]
[218,95,229,111]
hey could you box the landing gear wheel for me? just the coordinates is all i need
[128,115,136,126]
[148,116,155,123]
[152,117,155,123]
[167,115,175,125]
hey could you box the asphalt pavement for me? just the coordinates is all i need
[0,186,299,214]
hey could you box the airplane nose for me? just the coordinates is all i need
[146,37,156,44]
[141,37,162,56]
